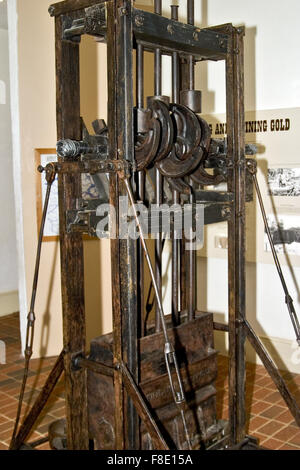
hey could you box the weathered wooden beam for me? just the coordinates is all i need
[55,13,89,450]
[53,3,228,61]
[49,0,106,17]
[133,9,228,59]
[203,202,231,225]
[195,190,234,203]
[213,322,229,332]
[77,356,114,377]
[107,0,139,450]
[10,352,65,450]
[226,25,246,445]
[106,0,124,450]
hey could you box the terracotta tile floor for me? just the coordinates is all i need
[0,312,300,451]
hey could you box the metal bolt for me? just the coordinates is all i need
[167,24,174,35]
[48,5,55,16]
[221,207,231,218]
[135,15,143,27]
[120,7,128,16]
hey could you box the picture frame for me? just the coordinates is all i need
[35,148,100,241]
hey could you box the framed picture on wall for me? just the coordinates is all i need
[35,149,59,241]
[35,148,99,241]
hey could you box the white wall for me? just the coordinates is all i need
[0,26,18,314]
[160,0,300,112]
[196,0,300,113]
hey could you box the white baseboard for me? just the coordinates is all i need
[0,291,19,317]
[214,330,300,374]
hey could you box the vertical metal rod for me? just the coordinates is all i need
[187,197,196,321]
[187,0,196,321]
[154,0,162,16]
[137,42,145,337]
[155,170,163,332]
[172,190,180,324]
[154,0,162,96]
[154,0,163,333]
[137,43,144,109]
[187,0,195,91]
[171,5,180,325]
[187,0,194,25]
[171,6,180,102]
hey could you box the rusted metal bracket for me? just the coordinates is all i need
[63,4,106,41]
[44,159,133,178]
[49,0,106,17]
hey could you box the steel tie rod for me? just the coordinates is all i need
[10,163,56,449]
[247,160,300,345]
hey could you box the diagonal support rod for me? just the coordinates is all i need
[118,361,169,450]
[247,161,300,345]
[244,320,300,427]
[10,351,65,450]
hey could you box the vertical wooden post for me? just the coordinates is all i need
[226,26,246,445]
[55,14,89,450]
[107,0,139,449]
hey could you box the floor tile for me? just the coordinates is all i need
[0,312,299,451]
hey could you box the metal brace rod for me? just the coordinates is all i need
[10,163,57,450]
[46,159,133,178]
[117,361,169,450]
[247,160,300,345]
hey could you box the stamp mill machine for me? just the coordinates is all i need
[10,0,300,451]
